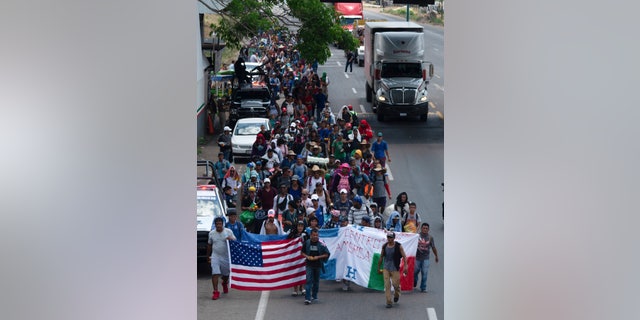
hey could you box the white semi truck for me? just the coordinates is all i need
[364,21,434,122]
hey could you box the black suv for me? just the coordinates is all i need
[229,86,271,125]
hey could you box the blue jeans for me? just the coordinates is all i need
[413,259,430,291]
[305,267,321,300]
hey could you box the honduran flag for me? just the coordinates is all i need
[318,226,419,291]
[228,230,306,291]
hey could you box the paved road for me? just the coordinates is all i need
[198,16,445,319]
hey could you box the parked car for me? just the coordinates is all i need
[196,184,227,264]
[229,86,271,125]
[231,117,271,159]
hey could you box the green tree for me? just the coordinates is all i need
[198,0,359,64]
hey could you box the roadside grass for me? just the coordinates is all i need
[381,6,444,26]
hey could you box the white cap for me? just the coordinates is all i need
[340,188,348,194]
[224,126,231,131]
[311,194,319,200]
[290,123,296,127]
[264,178,271,183]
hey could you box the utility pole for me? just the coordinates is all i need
[406,4,410,21]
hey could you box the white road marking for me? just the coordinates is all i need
[337,61,342,66]
[352,88,357,94]
[433,48,439,51]
[386,164,394,181]
[433,83,444,92]
[427,307,438,320]
[429,101,437,109]
[254,291,270,320]
[434,74,441,79]
[345,73,350,79]
[359,104,366,113]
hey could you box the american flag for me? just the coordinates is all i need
[229,237,307,291]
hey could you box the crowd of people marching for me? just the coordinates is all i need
[207,29,438,305]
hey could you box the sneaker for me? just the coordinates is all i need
[304,300,311,305]
[420,289,427,293]
[342,284,349,291]
[311,297,318,302]
[222,282,229,294]
[386,304,392,308]
[212,291,220,300]
[301,289,306,295]
[394,296,399,303]
[292,291,298,296]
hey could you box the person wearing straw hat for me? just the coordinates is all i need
[371,164,391,216]
[306,164,327,192]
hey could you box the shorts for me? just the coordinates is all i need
[210,254,230,276]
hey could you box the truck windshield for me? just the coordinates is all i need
[197,196,222,217]
[381,62,422,78]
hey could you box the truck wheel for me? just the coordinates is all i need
[377,109,384,122]
[420,114,428,122]
[365,83,372,102]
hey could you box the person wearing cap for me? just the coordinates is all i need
[359,215,371,227]
[401,201,421,233]
[309,193,326,227]
[218,125,233,162]
[288,175,303,200]
[224,208,244,241]
[385,211,403,232]
[242,171,262,194]
[331,133,347,163]
[213,151,231,184]
[301,228,331,305]
[415,223,439,293]
[371,132,390,168]
[240,185,262,232]
[348,195,372,225]
[257,178,277,222]
[322,209,341,229]
[371,164,392,217]
[339,215,349,228]
[351,149,364,168]
[207,217,236,300]
[255,160,271,181]
[222,186,236,208]
[261,147,280,170]
[334,188,353,220]
[260,209,285,235]
[291,154,307,181]
[377,231,408,308]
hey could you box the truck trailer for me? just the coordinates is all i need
[364,21,434,122]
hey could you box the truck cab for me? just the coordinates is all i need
[364,22,434,122]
